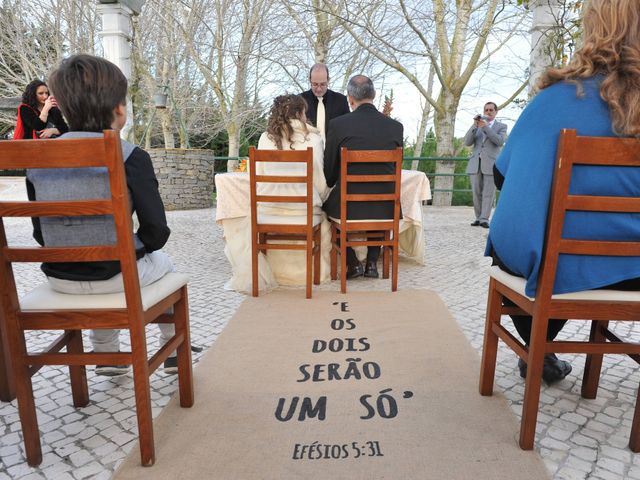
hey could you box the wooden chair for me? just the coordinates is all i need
[479,129,640,451]
[329,147,402,293]
[248,146,321,299]
[0,130,193,467]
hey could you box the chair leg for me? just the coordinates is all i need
[129,327,155,466]
[66,330,89,407]
[582,320,608,399]
[175,286,194,408]
[313,228,321,286]
[340,230,347,294]
[0,317,15,402]
[13,331,42,466]
[391,244,398,292]
[330,224,337,281]
[306,233,312,299]
[479,279,502,396]
[251,235,259,297]
[383,232,390,280]
[630,382,640,452]
[519,314,549,450]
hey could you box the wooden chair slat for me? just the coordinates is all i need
[558,239,640,256]
[148,332,185,374]
[0,138,107,168]
[337,150,399,163]
[566,195,640,213]
[345,222,395,231]
[0,200,113,217]
[23,352,132,366]
[255,225,308,234]
[254,175,307,183]
[5,246,119,263]
[547,340,640,355]
[19,311,130,330]
[259,244,308,251]
[248,150,312,162]
[573,137,640,166]
[344,194,396,201]
[255,195,307,203]
[345,175,396,182]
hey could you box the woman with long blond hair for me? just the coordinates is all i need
[487,0,640,383]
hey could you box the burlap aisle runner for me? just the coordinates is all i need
[115,290,548,480]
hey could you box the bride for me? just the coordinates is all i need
[254,94,331,285]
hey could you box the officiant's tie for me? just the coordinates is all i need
[316,96,326,143]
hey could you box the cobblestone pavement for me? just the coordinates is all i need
[1,177,640,479]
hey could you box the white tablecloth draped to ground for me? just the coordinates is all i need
[214,170,431,293]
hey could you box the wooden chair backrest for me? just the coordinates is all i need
[339,147,403,224]
[248,146,314,226]
[0,130,143,315]
[537,128,640,300]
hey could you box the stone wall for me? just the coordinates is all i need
[149,148,216,210]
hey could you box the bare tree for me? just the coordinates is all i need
[152,0,272,170]
[329,0,529,205]
[278,0,388,97]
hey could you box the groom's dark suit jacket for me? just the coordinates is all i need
[323,103,404,220]
[301,89,350,134]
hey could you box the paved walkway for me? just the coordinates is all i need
[1,178,640,479]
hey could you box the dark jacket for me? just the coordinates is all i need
[300,89,350,134]
[18,105,68,139]
[322,103,403,220]
[27,132,169,281]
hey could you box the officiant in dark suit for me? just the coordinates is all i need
[301,64,349,142]
[323,74,404,280]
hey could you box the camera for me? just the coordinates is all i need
[474,114,489,121]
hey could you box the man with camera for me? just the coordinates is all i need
[464,102,508,228]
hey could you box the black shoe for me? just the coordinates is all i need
[346,262,364,279]
[95,364,129,377]
[479,221,490,229]
[470,220,481,226]
[364,261,379,278]
[518,354,572,384]
[163,356,178,374]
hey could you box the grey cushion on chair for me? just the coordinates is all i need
[19,272,189,312]
[490,266,640,302]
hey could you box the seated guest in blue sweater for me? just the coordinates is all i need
[487,0,640,383]
[27,54,179,376]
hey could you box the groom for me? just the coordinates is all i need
[322,75,403,279]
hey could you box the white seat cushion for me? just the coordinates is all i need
[490,265,640,302]
[19,272,189,311]
[258,213,322,226]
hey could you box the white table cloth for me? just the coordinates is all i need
[215,170,431,293]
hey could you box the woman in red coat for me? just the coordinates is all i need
[14,79,68,139]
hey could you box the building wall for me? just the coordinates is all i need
[149,148,215,210]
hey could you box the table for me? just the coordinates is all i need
[215,170,431,293]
